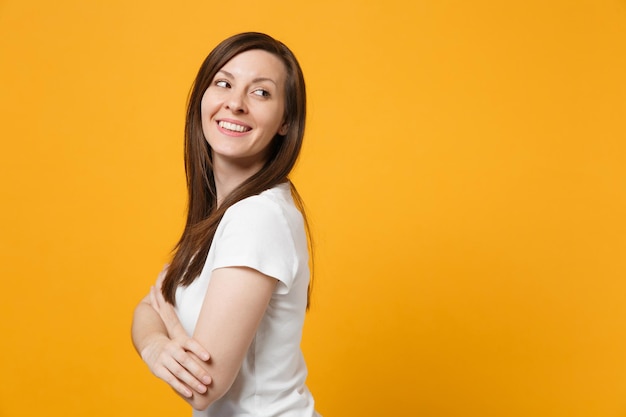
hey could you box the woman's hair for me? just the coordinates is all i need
[161,32,311,306]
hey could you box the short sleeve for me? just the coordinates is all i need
[212,196,297,293]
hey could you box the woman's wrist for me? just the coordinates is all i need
[139,332,169,365]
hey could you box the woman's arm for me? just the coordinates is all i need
[181,266,277,411]
[131,294,213,398]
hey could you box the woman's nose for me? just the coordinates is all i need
[225,90,247,113]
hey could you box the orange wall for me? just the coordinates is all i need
[1,1,625,416]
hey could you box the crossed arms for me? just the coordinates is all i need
[131,266,277,411]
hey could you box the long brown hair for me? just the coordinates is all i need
[161,32,311,306]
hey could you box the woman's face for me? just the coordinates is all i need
[201,49,288,168]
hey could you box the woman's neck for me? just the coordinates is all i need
[212,155,266,206]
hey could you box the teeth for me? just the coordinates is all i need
[219,121,249,133]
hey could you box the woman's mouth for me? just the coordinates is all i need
[218,120,251,133]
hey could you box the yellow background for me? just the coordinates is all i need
[1,0,625,416]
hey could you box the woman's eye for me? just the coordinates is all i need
[215,80,230,88]
[253,89,270,97]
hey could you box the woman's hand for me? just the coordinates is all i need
[152,266,184,337]
[149,282,189,341]
[140,332,212,398]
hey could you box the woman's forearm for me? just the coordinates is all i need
[132,296,213,402]
[131,298,169,357]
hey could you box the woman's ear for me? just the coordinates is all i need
[278,123,289,136]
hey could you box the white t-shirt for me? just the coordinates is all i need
[175,183,320,417]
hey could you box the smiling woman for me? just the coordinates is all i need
[130,32,320,417]
[202,50,290,181]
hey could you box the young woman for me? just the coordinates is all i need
[131,32,320,416]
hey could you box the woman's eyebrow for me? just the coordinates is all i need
[217,69,277,86]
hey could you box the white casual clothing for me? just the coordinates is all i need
[175,183,320,417]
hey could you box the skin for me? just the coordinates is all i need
[131,49,289,411]
[201,49,288,204]
[132,270,212,399]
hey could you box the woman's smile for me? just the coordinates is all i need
[217,119,252,135]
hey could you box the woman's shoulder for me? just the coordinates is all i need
[224,183,299,225]
[215,183,305,256]
[228,183,294,214]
